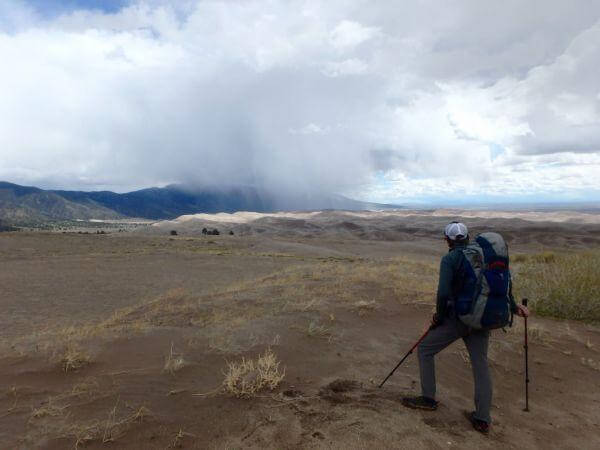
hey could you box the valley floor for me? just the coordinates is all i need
[0,230,599,449]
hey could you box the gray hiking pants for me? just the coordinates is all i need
[417,313,492,424]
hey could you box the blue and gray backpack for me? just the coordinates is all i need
[456,232,513,330]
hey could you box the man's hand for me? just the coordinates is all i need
[516,304,530,318]
[429,313,443,329]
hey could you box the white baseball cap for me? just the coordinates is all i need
[444,222,468,240]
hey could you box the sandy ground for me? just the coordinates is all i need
[1,212,599,449]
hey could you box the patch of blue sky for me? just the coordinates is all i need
[488,143,505,161]
[373,170,392,186]
[24,0,130,18]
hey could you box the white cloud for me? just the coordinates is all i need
[321,58,368,77]
[289,123,327,135]
[329,20,379,51]
[0,0,599,203]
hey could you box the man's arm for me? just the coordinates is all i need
[435,254,454,324]
[509,275,530,318]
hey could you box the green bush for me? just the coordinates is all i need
[515,251,600,322]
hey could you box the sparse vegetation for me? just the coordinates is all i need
[164,342,187,374]
[30,397,69,420]
[516,250,600,322]
[60,344,91,372]
[222,348,285,398]
[3,226,600,448]
[353,299,378,316]
[70,378,101,398]
[171,429,196,448]
[66,402,153,448]
[306,320,332,338]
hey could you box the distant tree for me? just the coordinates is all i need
[170,230,178,236]
[229,230,234,235]
[202,227,208,235]
[213,228,220,235]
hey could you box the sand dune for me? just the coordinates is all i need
[148,209,600,249]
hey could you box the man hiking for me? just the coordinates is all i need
[401,222,529,433]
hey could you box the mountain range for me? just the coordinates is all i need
[0,181,400,225]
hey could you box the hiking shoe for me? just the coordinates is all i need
[468,412,490,434]
[401,396,438,411]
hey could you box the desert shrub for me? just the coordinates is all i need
[61,345,91,372]
[170,230,178,236]
[222,348,285,398]
[516,250,600,322]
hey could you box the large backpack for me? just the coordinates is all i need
[456,232,512,330]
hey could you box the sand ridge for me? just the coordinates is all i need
[157,208,600,227]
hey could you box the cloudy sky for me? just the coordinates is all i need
[1,0,599,204]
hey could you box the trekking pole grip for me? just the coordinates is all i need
[522,298,528,307]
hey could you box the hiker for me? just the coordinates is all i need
[401,222,529,433]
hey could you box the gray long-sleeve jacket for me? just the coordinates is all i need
[436,242,518,320]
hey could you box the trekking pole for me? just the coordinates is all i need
[379,325,432,388]
[523,298,530,412]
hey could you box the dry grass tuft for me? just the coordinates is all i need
[222,348,285,398]
[61,398,154,448]
[61,345,91,372]
[0,386,19,418]
[102,404,153,443]
[306,320,332,338]
[164,342,187,374]
[353,299,378,316]
[30,397,69,420]
[70,378,100,398]
[129,406,153,423]
[171,429,196,448]
[72,423,101,449]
